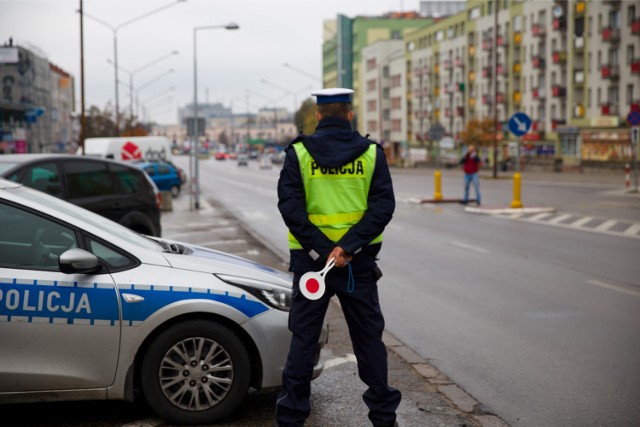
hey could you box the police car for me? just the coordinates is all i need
[0,178,327,425]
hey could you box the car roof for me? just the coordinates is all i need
[0,153,134,166]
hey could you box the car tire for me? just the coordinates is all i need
[141,320,251,425]
[170,185,180,198]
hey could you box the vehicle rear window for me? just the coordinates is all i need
[64,160,116,198]
[111,164,142,195]
[6,161,63,198]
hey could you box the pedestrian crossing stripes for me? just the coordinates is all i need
[504,211,640,239]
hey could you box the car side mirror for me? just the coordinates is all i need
[59,248,102,274]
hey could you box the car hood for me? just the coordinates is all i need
[159,239,293,288]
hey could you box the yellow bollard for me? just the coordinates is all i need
[434,170,443,201]
[511,172,523,208]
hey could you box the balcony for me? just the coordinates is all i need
[496,93,506,104]
[469,97,476,108]
[513,91,522,105]
[468,71,476,82]
[512,64,523,79]
[553,17,566,31]
[532,56,546,69]
[574,36,585,51]
[552,50,567,64]
[482,95,492,106]
[482,66,492,78]
[632,18,640,35]
[600,103,619,116]
[603,0,621,6]
[497,34,508,48]
[574,69,585,86]
[455,57,464,68]
[575,1,586,15]
[482,37,493,51]
[552,85,566,97]
[514,31,522,45]
[444,108,451,118]
[497,63,507,76]
[601,64,620,80]
[443,59,452,71]
[631,58,640,74]
[532,87,546,100]
[468,45,476,57]
[532,23,546,37]
[601,27,620,43]
[574,104,585,118]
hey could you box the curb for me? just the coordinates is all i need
[464,206,555,215]
[382,329,510,427]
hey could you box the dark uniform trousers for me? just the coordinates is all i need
[275,269,402,427]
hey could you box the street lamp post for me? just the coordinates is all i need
[193,23,239,210]
[283,62,322,84]
[81,0,186,133]
[107,50,177,124]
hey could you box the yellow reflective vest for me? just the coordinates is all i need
[288,142,383,250]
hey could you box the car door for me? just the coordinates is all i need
[155,163,175,190]
[0,201,120,392]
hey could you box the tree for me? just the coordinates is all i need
[294,98,317,135]
[458,118,496,148]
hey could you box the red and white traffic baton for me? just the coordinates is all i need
[299,258,335,300]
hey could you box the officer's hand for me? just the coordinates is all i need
[328,246,352,268]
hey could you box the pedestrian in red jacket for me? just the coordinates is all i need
[459,144,481,205]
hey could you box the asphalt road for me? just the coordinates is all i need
[179,155,640,427]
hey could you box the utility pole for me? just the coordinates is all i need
[493,0,499,178]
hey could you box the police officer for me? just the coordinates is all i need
[275,88,401,427]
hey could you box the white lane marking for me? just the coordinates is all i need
[548,214,572,224]
[595,219,617,232]
[529,212,553,221]
[624,223,640,236]
[324,353,357,369]
[570,216,593,227]
[198,239,247,246]
[451,241,489,253]
[586,280,640,298]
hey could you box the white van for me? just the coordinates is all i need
[81,136,172,163]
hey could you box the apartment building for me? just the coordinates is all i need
[402,0,639,170]
[0,42,75,154]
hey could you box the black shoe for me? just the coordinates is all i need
[458,200,468,205]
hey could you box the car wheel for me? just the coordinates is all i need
[141,320,251,425]
[170,185,180,198]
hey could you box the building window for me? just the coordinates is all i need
[627,45,635,65]
[561,135,578,157]
[367,79,376,91]
[627,84,634,105]
[367,100,377,112]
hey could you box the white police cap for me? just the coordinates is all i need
[311,88,354,105]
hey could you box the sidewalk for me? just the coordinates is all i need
[161,195,510,427]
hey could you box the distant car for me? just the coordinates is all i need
[0,154,161,237]
[135,161,182,198]
[258,155,272,170]
[237,153,249,166]
[0,178,327,425]
[215,152,229,160]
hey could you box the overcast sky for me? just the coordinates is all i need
[1,0,418,124]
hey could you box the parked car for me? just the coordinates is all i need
[258,155,273,170]
[135,161,182,198]
[237,153,249,166]
[0,154,161,237]
[0,178,327,425]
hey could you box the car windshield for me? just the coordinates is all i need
[14,183,163,251]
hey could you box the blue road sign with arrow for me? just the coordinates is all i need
[508,112,532,137]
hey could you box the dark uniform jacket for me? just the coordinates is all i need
[277,116,395,276]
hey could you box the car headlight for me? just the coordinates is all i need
[214,274,292,312]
